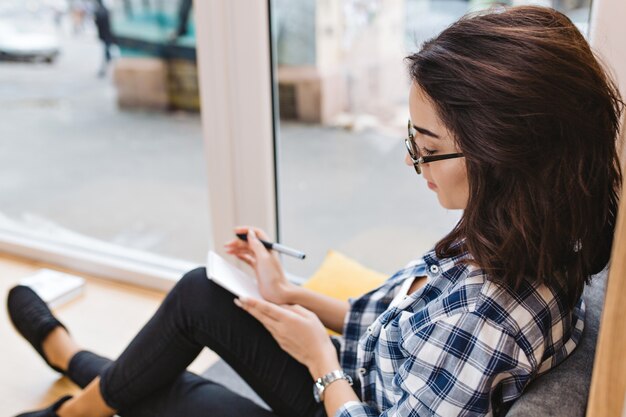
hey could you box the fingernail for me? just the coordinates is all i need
[248,229,256,239]
[234,298,243,308]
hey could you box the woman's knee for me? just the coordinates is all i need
[171,267,233,309]
[174,267,210,297]
[167,266,239,331]
[180,266,208,285]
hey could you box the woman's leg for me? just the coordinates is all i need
[57,350,278,417]
[54,267,326,417]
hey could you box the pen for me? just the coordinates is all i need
[235,233,306,260]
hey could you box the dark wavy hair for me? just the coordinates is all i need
[405,6,623,309]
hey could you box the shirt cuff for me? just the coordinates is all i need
[336,400,379,417]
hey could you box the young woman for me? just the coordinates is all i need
[8,6,623,417]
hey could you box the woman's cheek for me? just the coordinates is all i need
[451,162,470,209]
[437,161,469,210]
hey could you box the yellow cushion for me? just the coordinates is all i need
[302,250,387,302]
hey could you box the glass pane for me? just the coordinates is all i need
[0,0,209,263]
[272,0,593,278]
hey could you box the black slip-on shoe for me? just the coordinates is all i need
[7,285,69,374]
[14,395,73,417]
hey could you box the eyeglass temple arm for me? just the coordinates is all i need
[423,153,464,163]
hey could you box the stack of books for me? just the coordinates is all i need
[20,269,86,308]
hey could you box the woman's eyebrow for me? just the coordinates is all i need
[412,124,440,139]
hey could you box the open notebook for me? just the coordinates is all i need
[206,250,262,299]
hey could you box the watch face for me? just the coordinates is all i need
[313,385,321,402]
[313,383,323,403]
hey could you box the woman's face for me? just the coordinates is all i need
[407,82,469,210]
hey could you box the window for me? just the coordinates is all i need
[0,0,208,279]
[271,0,593,277]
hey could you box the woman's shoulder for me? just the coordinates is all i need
[472,274,580,331]
[464,269,585,370]
[423,250,581,336]
[407,258,584,366]
[395,245,583,357]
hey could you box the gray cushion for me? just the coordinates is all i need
[506,269,608,417]
[202,357,270,410]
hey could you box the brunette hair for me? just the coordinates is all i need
[405,6,623,309]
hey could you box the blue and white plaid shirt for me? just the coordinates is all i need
[333,240,585,417]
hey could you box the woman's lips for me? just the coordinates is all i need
[427,182,437,190]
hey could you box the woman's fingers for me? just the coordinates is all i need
[224,239,239,247]
[227,248,255,262]
[224,239,250,251]
[284,304,313,317]
[231,226,279,261]
[246,229,268,257]
[225,245,254,257]
[233,225,271,241]
[245,229,282,263]
[234,253,256,267]
[237,297,294,322]
[244,297,281,320]
[235,297,278,327]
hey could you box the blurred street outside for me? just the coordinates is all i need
[0,2,461,278]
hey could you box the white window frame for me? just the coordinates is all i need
[194,0,278,258]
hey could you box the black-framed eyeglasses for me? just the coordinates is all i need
[405,119,464,175]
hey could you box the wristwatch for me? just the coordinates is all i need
[313,369,353,403]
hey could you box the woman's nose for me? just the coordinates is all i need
[404,152,413,166]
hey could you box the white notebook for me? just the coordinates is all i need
[206,250,262,299]
[20,269,86,308]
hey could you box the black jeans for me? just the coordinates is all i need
[65,267,331,417]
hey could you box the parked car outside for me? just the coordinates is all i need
[0,21,60,63]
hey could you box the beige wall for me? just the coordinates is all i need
[591,0,626,94]
[587,3,626,415]
[590,0,626,164]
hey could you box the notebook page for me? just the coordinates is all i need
[206,250,262,299]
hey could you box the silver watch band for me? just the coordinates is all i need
[313,369,353,403]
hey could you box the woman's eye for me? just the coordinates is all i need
[423,148,436,156]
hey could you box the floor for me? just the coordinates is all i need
[0,253,218,416]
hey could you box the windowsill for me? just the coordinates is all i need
[0,225,199,292]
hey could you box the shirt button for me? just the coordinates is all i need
[358,367,367,375]
[429,264,440,274]
[367,326,372,333]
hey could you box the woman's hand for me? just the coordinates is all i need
[234,296,339,374]
[224,226,295,305]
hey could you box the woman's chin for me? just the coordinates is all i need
[436,195,463,210]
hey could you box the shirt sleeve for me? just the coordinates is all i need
[336,312,534,417]
[336,401,379,417]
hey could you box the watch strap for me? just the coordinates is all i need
[313,369,353,403]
